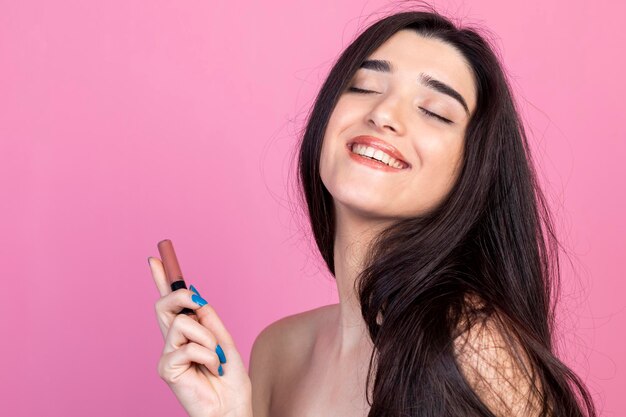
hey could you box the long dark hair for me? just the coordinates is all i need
[295,6,596,417]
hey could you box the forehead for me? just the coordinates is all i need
[364,29,477,111]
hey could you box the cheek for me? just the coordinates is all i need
[421,131,462,163]
[320,99,357,172]
[327,96,362,131]
[319,130,340,187]
[436,142,465,189]
[416,135,465,185]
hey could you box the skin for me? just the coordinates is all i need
[149,256,254,417]
[150,28,541,417]
[250,30,478,417]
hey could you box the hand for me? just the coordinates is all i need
[148,256,252,417]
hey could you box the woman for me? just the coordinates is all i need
[148,8,597,417]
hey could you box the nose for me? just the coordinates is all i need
[365,93,406,135]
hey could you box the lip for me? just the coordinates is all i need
[346,135,411,169]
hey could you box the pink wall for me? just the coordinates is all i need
[1,0,623,415]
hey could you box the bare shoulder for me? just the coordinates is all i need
[453,304,545,416]
[249,304,337,417]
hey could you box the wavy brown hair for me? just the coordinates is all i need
[295,6,596,417]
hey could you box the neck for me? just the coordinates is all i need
[330,203,393,357]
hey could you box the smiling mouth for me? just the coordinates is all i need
[348,143,410,169]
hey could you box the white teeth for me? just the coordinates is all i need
[351,144,405,169]
[373,149,390,165]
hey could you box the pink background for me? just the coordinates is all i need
[1,0,624,415]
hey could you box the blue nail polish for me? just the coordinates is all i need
[191,294,207,307]
[218,364,224,376]
[189,285,201,297]
[216,344,227,364]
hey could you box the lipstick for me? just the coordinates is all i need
[157,239,194,315]
[347,135,410,168]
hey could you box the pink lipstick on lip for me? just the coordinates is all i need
[347,135,411,169]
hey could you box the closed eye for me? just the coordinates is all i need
[418,107,454,125]
[347,87,454,125]
[347,86,377,94]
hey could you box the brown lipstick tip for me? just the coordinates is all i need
[157,239,184,285]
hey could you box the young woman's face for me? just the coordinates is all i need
[320,30,477,220]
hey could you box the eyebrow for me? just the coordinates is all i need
[358,59,471,116]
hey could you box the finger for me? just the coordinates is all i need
[155,288,207,319]
[148,257,170,297]
[188,287,236,349]
[159,342,222,381]
[163,313,219,355]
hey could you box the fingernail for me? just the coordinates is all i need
[189,284,201,297]
[218,364,224,376]
[216,344,227,364]
[147,256,152,266]
[191,294,207,307]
